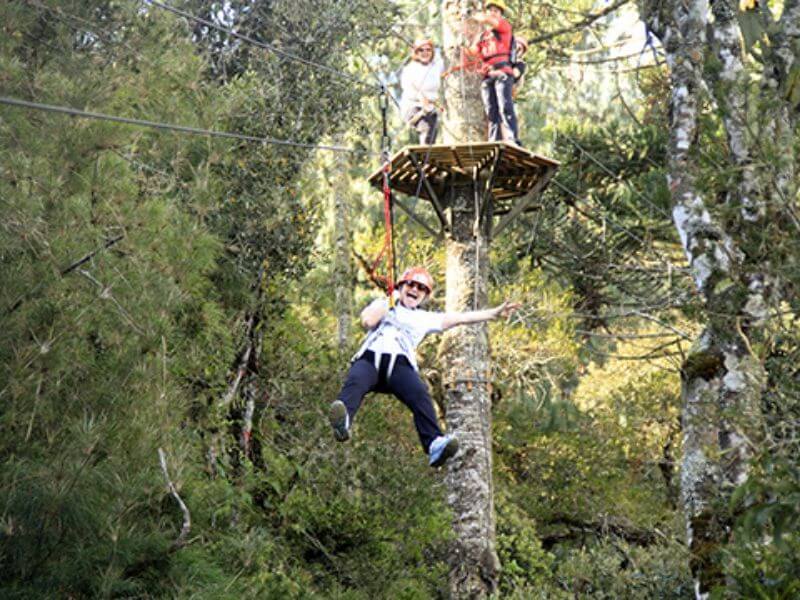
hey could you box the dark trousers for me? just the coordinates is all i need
[481,74,519,144]
[336,351,442,452]
[405,107,438,145]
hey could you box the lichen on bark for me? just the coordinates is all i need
[439,180,500,598]
[638,0,780,596]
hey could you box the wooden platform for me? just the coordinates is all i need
[368,142,560,204]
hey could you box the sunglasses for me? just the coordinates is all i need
[404,281,431,294]
[416,48,432,53]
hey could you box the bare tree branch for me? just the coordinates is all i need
[221,314,257,407]
[528,0,632,45]
[158,448,191,550]
[352,249,390,292]
[6,234,125,315]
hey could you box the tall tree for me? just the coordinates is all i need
[439,1,500,596]
[0,0,390,595]
[639,0,799,595]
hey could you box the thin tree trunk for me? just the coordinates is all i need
[657,9,746,593]
[440,2,500,596]
[331,133,352,351]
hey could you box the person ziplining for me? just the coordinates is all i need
[329,267,519,467]
[327,0,552,472]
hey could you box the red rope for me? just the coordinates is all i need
[382,163,395,306]
[442,52,483,78]
[365,162,396,301]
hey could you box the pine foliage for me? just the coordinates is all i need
[1,0,797,598]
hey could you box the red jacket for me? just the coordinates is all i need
[477,16,513,76]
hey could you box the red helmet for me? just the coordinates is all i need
[397,266,434,293]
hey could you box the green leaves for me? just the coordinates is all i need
[736,7,767,55]
[784,62,800,109]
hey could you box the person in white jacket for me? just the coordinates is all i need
[329,266,519,468]
[399,39,444,145]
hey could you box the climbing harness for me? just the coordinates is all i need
[351,308,420,377]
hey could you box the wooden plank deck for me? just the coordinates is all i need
[368,142,560,206]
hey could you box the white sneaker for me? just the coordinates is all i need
[428,435,458,467]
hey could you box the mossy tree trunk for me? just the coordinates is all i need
[640,0,798,595]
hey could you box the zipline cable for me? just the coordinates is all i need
[0,96,368,154]
[26,0,213,93]
[147,0,378,91]
[27,0,382,141]
[352,46,403,114]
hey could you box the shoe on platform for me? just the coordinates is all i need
[428,434,458,467]
[329,400,351,442]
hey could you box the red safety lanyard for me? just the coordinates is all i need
[381,162,395,307]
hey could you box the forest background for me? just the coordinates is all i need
[1,0,798,598]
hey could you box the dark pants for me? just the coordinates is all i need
[336,351,442,452]
[481,74,519,144]
[405,107,438,145]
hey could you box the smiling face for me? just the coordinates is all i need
[414,44,433,64]
[399,280,430,309]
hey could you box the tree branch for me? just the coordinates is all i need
[528,0,631,45]
[221,313,257,407]
[352,249,389,293]
[6,234,125,315]
[540,514,662,550]
[61,234,125,275]
[158,448,191,550]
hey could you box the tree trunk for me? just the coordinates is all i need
[331,133,352,351]
[439,2,500,597]
[639,0,790,595]
[442,0,485,145]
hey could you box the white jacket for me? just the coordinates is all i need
[352,299,444,373]
[399,57,444,118]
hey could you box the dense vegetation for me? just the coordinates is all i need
[1,1,797,598]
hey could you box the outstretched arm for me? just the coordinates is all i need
[441,300,520,330]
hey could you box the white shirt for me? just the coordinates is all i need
[354,298,445,371]
[399,57,444,118]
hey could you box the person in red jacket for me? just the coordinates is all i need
[467,0,521,145]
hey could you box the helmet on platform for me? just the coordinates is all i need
[397,266,434,294]
[485,0,510,14]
